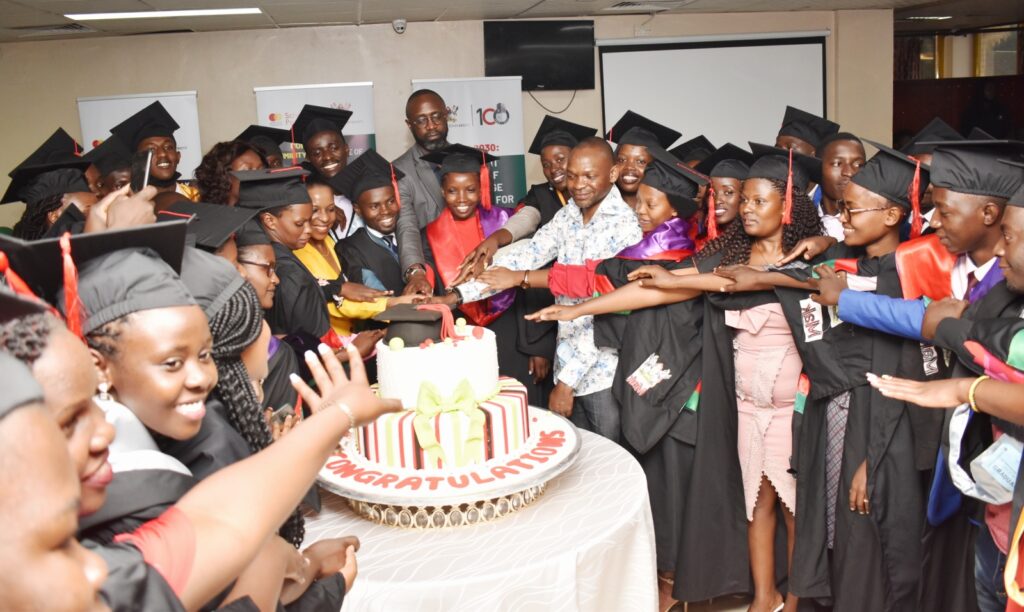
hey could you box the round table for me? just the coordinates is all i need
[304,430,657,611]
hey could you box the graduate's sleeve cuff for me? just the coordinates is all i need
[838,289,925,341]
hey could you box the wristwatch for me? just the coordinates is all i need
[519,271,531,290]
[450,287,465,307]
[403,264,426,283]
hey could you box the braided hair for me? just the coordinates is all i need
[13,193,63,240]
[0,313,57,364]
[195,141,267,205]
[207,281,305,547]
[696,178,823,266]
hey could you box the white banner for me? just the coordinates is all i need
[411,76,527,206]
[77,91,202,178]
[254,82,375,166]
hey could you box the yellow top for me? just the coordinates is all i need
[293,235,388,336]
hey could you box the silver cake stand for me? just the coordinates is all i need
[316,408,581,529]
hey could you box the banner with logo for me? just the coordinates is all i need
[77,90,202,177]
[254,82,375,166]
[411,76,526,206]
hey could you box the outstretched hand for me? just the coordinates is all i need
[342,282,392,303]
[866,373,970,408]
[777,236,836,266]
[525,304,579,322]
[626,265,677,289]
[290,344,401,427]
[810,265,847,306]
[451,234,503,287]
[477,267,520,292]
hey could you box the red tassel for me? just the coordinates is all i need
[59,233,83,340]
[479,151,492,211]
[288,124,299,167]
[390,163,402,210]
[783,148,794,225]
[706,185,719,240]
[0,251,38,299]
[909,156,923,239]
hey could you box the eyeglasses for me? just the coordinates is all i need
[238,259,276,277]
[837,202,890,216]
[409,112,447,128]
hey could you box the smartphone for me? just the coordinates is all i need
[129,150,153,194]
[270,404,294,426]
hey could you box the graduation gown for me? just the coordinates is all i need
[521,182,566,228]
[88,540,188,612]
[337,227,405,295]
[154,399,253,480]
[43,203,86,237]
[266,242,331,339]
[263,337,300,413]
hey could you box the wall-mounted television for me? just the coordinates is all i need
[484,20,595,91]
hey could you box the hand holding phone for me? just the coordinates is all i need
[129,150,153,194]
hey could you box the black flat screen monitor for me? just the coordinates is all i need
[484,20,595,91]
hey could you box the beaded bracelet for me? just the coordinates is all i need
[968,375,990,413]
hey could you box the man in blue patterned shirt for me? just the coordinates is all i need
[455,138,642,442]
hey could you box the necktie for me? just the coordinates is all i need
[965,270,980,301]
[383,235,398,255]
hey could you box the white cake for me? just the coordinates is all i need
[376,326,500,409]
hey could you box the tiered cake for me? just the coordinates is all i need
[317,304,580,528]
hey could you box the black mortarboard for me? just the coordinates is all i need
[84,136,134,176]
[109,101,180,151]
[528,115,597,156]
[292,105,353,146]
[1002,161,1024,208]
[330,150,405,203]
[853,140,931,237]
[236,125,290,160]
[695,143,753,179]
[640,146,708,218]
[373,303,444,346]
[669,135,715,164]
[605,111,681,149]
[0,350,43,420]
[1,164,91,207]
[749,142,821,187]
[420,144,498,176]
[9,128,82,177]
[776,105,839,151]
[180,247,246,319]
[969,127,996,140]
[234,167,311,211]
[235,220,272,248]
[901,117,963,156]
[156,200,258,251]
[926,140,1024,199]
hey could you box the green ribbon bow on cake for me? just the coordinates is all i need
[413,379,485,467]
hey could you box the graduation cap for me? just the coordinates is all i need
[669,135,715,164]
[852,140,931,237]
[605,111,681,149]
[776,105,839,151]
[968,127,996,140]
[695,143,753,179]
[233,167,311,211]
[109,101,180,151]
[748,142,823,225]
[292,105,353,147]
[640,146,708,220]
[1,163,91,206]
[236,125,290,161]
[925,140,1024,199]
[0,221,189,337]
[180,247,247,319]
[420,144,499,209]
[372,303,444,346]
[901,117,963,156]
[330,149,405,206]
[528,115,597,156]
[0,349,44,420]
[84,136,133,177]
[156,200,259,251]
[9,128,82,177]
[235,220,272,248]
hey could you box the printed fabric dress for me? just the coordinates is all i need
[726,302,803,520]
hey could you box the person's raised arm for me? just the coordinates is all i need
[869,374,1024,426]
[171,344,400,610]
[527,277,702,322]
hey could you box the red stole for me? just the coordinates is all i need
[894,234,956,301]
[425,209,505,327]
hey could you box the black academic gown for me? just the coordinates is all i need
[422,229,551,406]
[588,258,703,574]
[521,182,565,228]
[155,399,252,480]
[89,540,189,612]
[266,242,331,339]
[337,228,405,295]
[263,340,300,413]
[43,204,86,237]
[922,282,1024,612]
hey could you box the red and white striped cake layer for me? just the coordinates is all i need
[358,377,531,471]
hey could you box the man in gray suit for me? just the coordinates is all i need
[392,89,450,295]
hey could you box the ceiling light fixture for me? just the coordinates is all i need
[903,16,953,21]
[65,8,262,21]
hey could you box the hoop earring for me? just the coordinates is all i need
[97,382,112,402]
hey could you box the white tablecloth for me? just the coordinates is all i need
[304,430,657,611]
